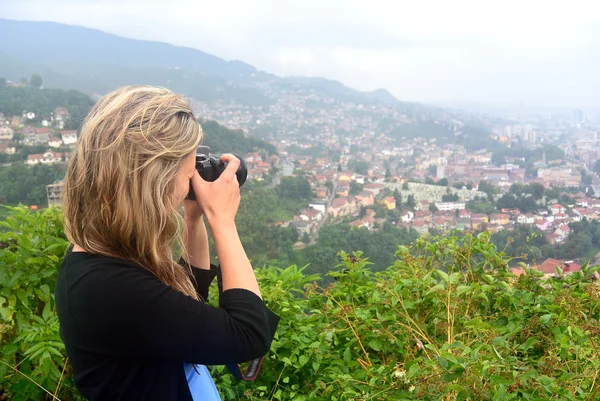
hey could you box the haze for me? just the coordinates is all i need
[2,0,600,110]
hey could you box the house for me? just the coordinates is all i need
[293,221,311,235]
[328,197,357,218]
[363,183,385,197]
[335,186,350,197]
[455,217,472,231]
[0,142,16,154]
[349,219,369,229]
[489,213,509,225]
[435,201,466,211]
[337,171,354,182]
[555,224,571,241]
[458,209,471,219]
[414,210,431,221]
[308,202,327,214]
[411,220,429,236]
[400,210,414,223]
[355,191,375,207]
[381,197,396,210]
[48,136,63,148]
[0,124,14,140]
[60,130,78,145]
[415,200,429,211]
[26,151,68,165]
[315,187,328,199]
[471,217,486,230]
[298,208,323,223]
[536,221,553,231]
[517,213,536,225]
[550,204,566,215]
[533,258,581,276]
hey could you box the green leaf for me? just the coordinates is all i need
[437,270,449,282]
[369,339,382,351]
[42,302,52,321]
[456,285,472,296]
[426,283,446,295]
[16,289,29,309]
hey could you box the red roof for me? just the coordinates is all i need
[331,198,347,207]
[534,258,581,275]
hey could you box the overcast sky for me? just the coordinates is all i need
[2,0,600,109]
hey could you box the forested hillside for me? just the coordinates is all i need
[0,84,94,130]
[1,207,600,400]
[200,119,277,156]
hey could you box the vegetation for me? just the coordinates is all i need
[0,164,66,207]
[0,84,94,130]
[200,119,277,156]
[2,207,600,400]
[495,193,538,213]
[283,223,419,282]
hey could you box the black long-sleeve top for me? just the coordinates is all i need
[55,249,280,401]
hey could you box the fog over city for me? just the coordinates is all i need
[3,0,599,111]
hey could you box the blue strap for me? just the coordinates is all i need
[184,363,222,401]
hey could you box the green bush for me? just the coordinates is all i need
[0,205,80,400]
[2,206,600,400]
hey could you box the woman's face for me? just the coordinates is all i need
[174,152,196,206]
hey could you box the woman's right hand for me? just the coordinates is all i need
[190,154,241,225]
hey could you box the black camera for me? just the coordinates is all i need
[186,146,248,200]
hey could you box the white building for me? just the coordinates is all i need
[26,151,68,165]
[61,130,78,145]
[435,202,466,211]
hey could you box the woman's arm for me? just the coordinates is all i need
[182,201,210,270]
[190,155,262,299]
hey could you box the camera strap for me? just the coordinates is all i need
[226,357,264,381]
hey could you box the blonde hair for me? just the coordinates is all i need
[63,86,202,299]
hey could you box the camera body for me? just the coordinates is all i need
[186,145,248,200]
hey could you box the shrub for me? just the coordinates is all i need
[1,206,600,400]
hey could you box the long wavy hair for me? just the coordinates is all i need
[63,86,202,299]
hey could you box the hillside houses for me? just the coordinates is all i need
[26,151,68,165]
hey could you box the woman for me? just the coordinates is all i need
[55,86,280,400]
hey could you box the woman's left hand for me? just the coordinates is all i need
[183,199,204,224]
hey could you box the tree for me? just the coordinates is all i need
[594,160,600,175]
[277,176,313,200]
[466,183,473,190]
[337,164,342,172]
[453,182,465,189]
[393,189,402,208]
[425,177,435,185]
[349,181,363,195]
[406,194,416,209]
[20,77,28,85]
[478,180,499,202]
[509,183,525,196]
[385,168,391,181]
[429,204,439,213]
[402,182,409,190]
[0,77,5,87]
[349,160,369,175]
[30,74,43,88]
[427,164,437,175]
[442,193,459,202]
[436,178,448,187]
